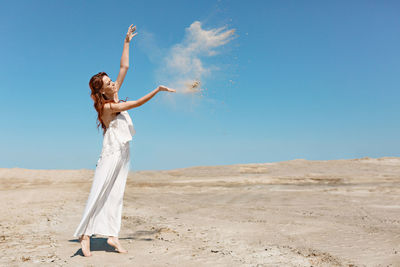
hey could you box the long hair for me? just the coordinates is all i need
[89,72,128,135]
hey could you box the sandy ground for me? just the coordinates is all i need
[0,157,399,266]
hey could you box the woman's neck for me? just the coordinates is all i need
[104,92,119,103]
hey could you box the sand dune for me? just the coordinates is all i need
[0,157,399,266]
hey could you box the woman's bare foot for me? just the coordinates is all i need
[107,236,128,253]
[79,235,92,257]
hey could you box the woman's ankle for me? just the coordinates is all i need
[81,235,90,240]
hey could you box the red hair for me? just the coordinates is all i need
[89,72,128,135]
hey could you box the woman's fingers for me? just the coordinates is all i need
[161,86,176,92]
[127,25,136,35]
[158,85,176,92]
[125,24,138,41]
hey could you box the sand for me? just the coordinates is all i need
[0,157,399,266]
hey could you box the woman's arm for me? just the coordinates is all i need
[106,86,176,113]
[115,25,137,91]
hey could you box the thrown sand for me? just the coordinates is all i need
[1,157,399,266]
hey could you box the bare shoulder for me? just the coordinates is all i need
[103,101,135,113]
[103,102,122,112]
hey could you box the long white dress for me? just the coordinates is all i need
[73,111,135,238]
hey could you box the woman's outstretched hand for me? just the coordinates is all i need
[157,85,176,93]
[125,24,137,43]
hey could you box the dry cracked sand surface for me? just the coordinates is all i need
[0,157,399,266]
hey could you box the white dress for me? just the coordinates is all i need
[73,111,135,238]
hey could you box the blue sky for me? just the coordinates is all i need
[1,0,399,170]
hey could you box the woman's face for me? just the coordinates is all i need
[101,75,116,95]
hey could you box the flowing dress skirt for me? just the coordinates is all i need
[73,143,130,238]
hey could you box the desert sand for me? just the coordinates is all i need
[0,157,399,266]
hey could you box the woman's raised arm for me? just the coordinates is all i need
[115,25,137,92]
[106,86,176,113]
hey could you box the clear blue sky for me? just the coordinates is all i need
[1,0,399,170]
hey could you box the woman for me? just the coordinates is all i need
[73,24,175,257]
